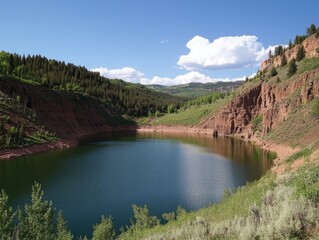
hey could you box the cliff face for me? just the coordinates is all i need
[200,67,319,139]
[201,84,262,138]
[0,77,133,140]
[261,35,319,71]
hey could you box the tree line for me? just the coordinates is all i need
[0,52,184,117]
[266,23,318,80]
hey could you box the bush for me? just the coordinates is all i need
[290,166,319,204]
[276,77,281,83]
[251,115,263,132]
[147,185,319,240]
[92,215,115,240]
[269,67,277,77]
[131,205,159,229]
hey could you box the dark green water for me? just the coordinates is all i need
[0,132,273,237]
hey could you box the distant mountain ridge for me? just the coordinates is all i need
[147,81,244,98]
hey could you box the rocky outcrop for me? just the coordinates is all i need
[201,68,319,138]
[261,35,319,71]
[201,84,262,138]
[0,77,136,140]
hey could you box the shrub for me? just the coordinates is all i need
[269,67,277,77]
[276,77,281,83]
[162,212,176,222]
[290,165,319,204]
[251,115,263,132]
[131,205,159,229]
[92,215,115,240]
[147,186,319,240]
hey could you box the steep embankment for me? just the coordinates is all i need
[0,76,136,159]
[200,45,319,144]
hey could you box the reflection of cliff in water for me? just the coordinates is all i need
[137,131,273,175]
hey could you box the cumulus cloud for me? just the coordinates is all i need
[92,67,247,86]
[91,67,146,84]
[177,35,279,70]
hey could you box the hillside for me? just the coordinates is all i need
[147,81,244,98]
[0,74,140,158]
[0,52,184,117]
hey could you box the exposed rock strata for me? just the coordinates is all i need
[200,69,319,138]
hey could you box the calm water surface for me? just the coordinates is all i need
[0,132,273,237]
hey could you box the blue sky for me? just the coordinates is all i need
[1,0,318,85]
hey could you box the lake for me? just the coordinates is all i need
[0,132,273,237]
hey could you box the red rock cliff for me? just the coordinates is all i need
[200,69,319,138]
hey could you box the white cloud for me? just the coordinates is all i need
[91,67,145,84]
[177,35,280,70]
[92,67,247,86]
[160,39,169,44]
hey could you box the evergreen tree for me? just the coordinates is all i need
[281,54,287,67]
[307,24,317,36]
[270,67,277,77]
[268,50,273,58]
[296,45,305,61]
[57,211,73,240]
[92,215,115,240]
[0,190,16,239]
[17,182,56,240]
[287,59,297,77]
[274,46,284,56]
[8,54,14,74]
[288,40,293,49]
[131,205,159,229]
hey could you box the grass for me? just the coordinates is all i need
[286,148,312,163]
[264,100,319,146]
[118,160,319,240]
[150,97,231,126]
[118,173,276,239]
[251,114,263,132]
[297,57,319,74]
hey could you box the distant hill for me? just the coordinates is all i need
[147,81,244,98]
[0,52,185,117]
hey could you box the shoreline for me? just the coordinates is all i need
[137,125,298,174]
[0,140,77,160]
[0,125,298,174]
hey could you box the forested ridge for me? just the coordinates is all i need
[0,52,184,116]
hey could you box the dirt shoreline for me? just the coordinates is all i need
[0,125,297,174]
[0,140,77,160]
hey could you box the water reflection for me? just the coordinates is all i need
[0,132,273,237]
